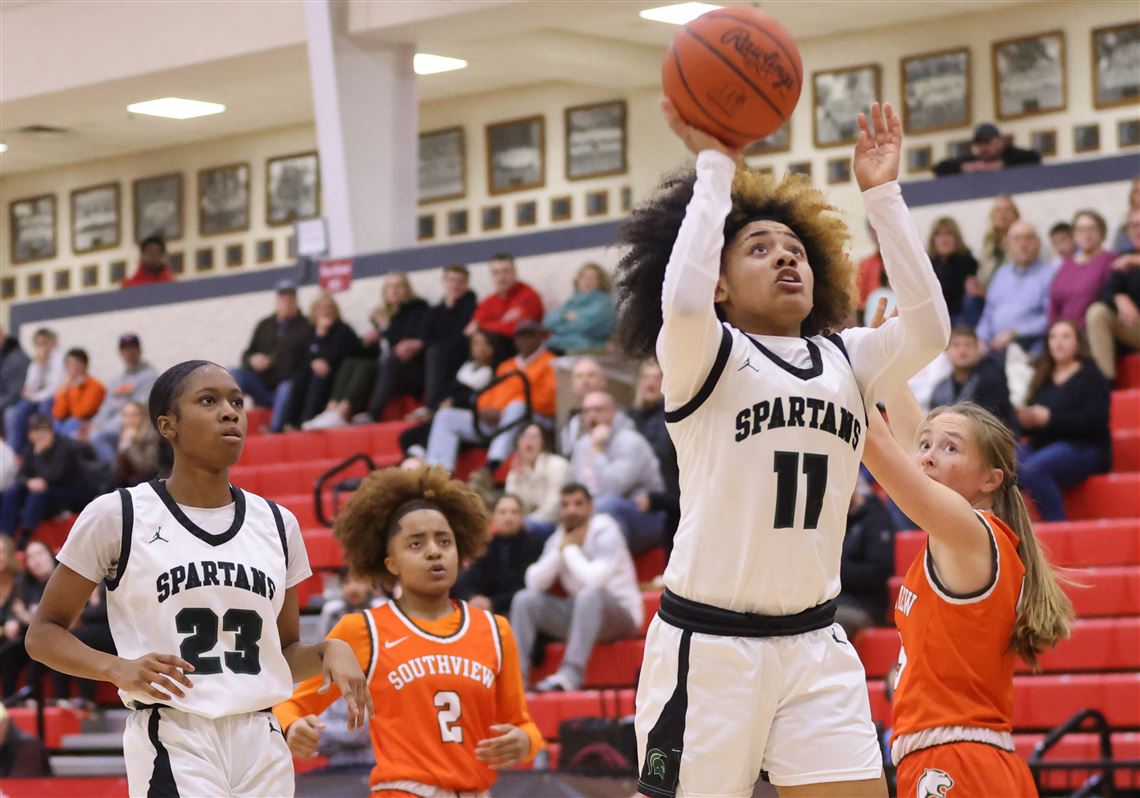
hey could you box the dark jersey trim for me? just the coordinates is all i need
[823,332,869,425]
[637,629,691,798]
[664,325,733,423]
[148,479,245,547]
[146,707,180,797]
[267,499,289,565]
[388,598,470,642]
[361,609,377,680]
[925,514,1000,600]
[105,488,133,592]
[747,335,823,381]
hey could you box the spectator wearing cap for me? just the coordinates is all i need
[87,334,158,462]
[0,327,30,421]
[121,236,175,287]
[51,348,105,438]
[933,123,1042,176]
[3,328,64,452]
[464,254,544,363]
[0,414,94,548]
[233,279,312,432]
[426,319,557,475]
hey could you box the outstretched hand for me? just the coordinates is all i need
[853,102,902,191]
[660,98,744,161]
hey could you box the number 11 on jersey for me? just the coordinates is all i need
[772,451,828,529]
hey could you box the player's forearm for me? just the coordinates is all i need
[26,619,121,682]
[281,639,329,682]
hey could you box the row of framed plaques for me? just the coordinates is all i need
[419,100,627,204]
[417,186,632,241]
[768,21,1138,150]
[9,152,319,265]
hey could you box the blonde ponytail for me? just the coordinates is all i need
[934,403,1075,668]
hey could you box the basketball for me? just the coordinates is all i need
[662,6,802,148]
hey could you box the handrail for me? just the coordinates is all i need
[470,369,533,444]
[1029,708,1116,798]
[313,453,377,527]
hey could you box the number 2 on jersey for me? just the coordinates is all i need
[175,607,263,675]
[773,451,828,529]
[434,690,464,743]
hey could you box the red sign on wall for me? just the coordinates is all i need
[318,258,353,293]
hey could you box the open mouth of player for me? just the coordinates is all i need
[429,564,448,577]
[220,427,244,442]
[775,268,803,290]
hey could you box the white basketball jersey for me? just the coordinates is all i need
[103,482,296,718]
[663,324,867,615]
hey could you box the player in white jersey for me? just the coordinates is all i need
[26,360,370,797]
[615,102,950,798]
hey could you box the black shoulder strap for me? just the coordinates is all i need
[824,332,852,365]
[267,499,289,565]
[105,489,133,591]
[664,325,733,423]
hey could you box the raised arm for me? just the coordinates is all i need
[656,100,742,406]
[840,104,951,407]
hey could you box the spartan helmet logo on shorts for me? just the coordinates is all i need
[646,748,668,780]
[917,768,955,797]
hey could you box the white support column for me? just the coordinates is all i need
[304,0,417,257]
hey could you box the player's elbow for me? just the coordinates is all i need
[23,618,53,664]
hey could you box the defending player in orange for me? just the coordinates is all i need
[274,465,544,797]
[863,398,1073,797]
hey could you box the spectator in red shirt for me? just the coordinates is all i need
[856,222,886,312]
[121,236,175,287]
[464,254,544,363]
[52,348,106,439]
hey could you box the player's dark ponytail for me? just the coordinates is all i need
[149,360,217,469]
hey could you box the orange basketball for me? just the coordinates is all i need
[662,7,802,149]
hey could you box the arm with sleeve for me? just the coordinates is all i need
[561,519,622,589]
[839,183,951,405]
[656,150,735,406]
[523,533,564,591]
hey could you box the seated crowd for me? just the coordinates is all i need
[0,176,1136,710]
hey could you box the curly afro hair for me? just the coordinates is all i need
[615,167,855,358]
[334,465,489,588]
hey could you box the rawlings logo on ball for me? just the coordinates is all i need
[720,28,797,93]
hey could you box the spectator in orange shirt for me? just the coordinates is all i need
[427,320,556,474]
[464,254,544,363]
[121,236,175,288]
[52,349,106,440]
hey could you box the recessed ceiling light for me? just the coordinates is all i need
[126,97,226,120]
[640,2,721,24]
[0,143,7,154]
[414,53,468,75]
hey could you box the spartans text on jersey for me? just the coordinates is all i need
[734,395,862,450]
[387,654,496,691]
[156,561,278,603]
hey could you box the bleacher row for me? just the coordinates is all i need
[14,354,1140,790]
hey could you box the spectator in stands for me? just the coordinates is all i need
[111,401,160,487]
[0,327,30,421]
[835,478,895,640]
[1087,207,1140,379]
[87,334,158,463]
[559,356,622,456]
[121,235,175,287]
[0,535,23,695]
[933,122,1041,176]
[855,221,887,313]
[0,703,50,777]
[929,326,1014,426]
[453,494,545,615]
[511,483,642,692]
[571,390,665,555]
[318,570,383,637]
[234,280,312,432]
[1111,177,1140,254]
[425,319,556,476]
[0,415,95,548]
[422,265,478,415]
[2,542,58,697]
[51,348,106,438]
[282,292,361,429]
[398,330,496,460]
[3,328,63,452]
[542,262,616,355]
[54,585,115,710]
[1048,222,1077,270]
[1049,210,1115,329]
[0,438,14,492]
[304,272,430,428]
[927,217,979,326]
[464,254,544,363]
[505,423,570,536]
[974,194,1021,305]
[1016,321,1112,521]
[976,220,1053,356]
[624,359,681,554]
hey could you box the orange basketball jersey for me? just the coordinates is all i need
[891,510,1025,748]
[275,600,544,793]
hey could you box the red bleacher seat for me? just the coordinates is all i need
[1114,429,1140,472]
[7,706,82,749]
[1118,354,1140,390]
[635,548,665,584]
[532,638,645,688]
[246,407,271,435]
[31,516,75,550]
[303,528,344,569]
[856,618,1140,678]
[1064,474,1140,520]
[295,571,327,609]
[525,689,635,741]
[1015,732,1140,790]
[1110,388,1139,433]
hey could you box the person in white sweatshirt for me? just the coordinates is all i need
[509,482,643,693]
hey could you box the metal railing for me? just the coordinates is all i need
[1028,708,1140,797]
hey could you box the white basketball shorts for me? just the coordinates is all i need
[124,706,294,797]
[635,615,882,797]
